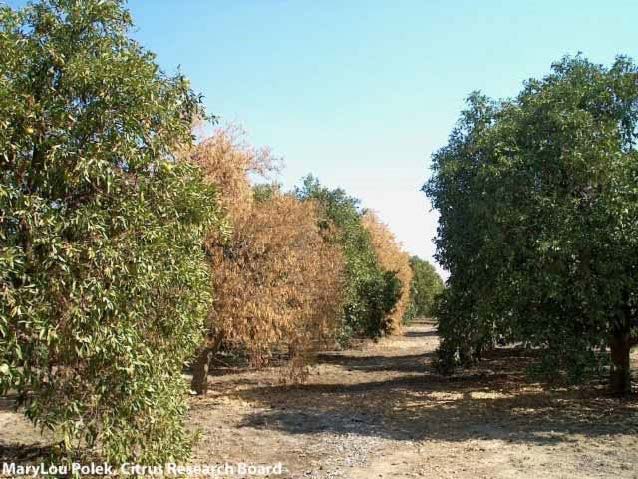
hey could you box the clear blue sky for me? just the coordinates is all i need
[9,0,638,276]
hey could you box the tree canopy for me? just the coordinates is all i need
[425,55,638,394]
[296,176,402,340]
[190,132,344,394]
[362,211,413,332]
[406,256,444,319]
[0,0,222,462]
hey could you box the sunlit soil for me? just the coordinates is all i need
[1,321,637,478]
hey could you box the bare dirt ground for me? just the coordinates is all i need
[1,321,637,478]
[189,321,638,479]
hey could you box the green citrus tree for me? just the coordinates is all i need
[406,256,444,320]
[0,0,222,463]
[426,56,638,394]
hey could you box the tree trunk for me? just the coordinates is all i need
[609,331,632,396]
[191,332,223,395]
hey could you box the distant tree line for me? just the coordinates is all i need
[404,256,444,322]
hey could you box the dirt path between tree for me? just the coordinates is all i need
[190,321,638,478]
[1,321,637,478]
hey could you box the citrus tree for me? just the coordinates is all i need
[426,56,638,394]
[406,256,444,320]
[0,0,222,462]
[296,176,401,341]
[191,132,344,394]
[361,212,413,332]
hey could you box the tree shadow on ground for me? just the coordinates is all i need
[315,352,435,374]
[403,329,439,338]
[234,347,638,445]
[0,398,60,463]
[0,443,55,463]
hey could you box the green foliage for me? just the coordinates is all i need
[0,0,222,463]
[405,256,444,321]
[425,55,638,391]
[252,182,281,203]
[295,175,401,340]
